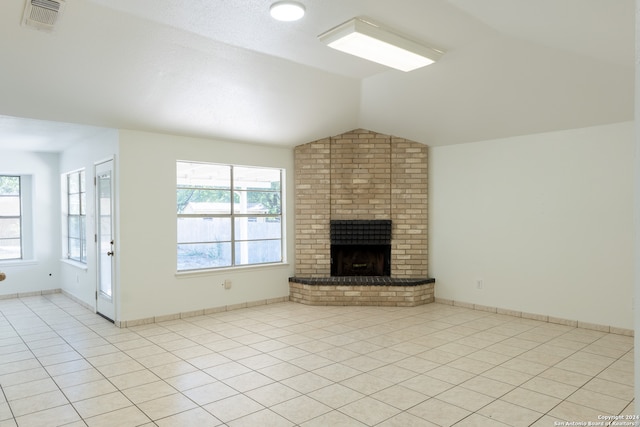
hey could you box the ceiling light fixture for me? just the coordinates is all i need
[270,1,305,22]
[318,18,444,72]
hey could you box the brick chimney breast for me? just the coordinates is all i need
[294,129,428,279]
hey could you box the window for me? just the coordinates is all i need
[0,176,21,260]
[66,170,86,263]
[177,161,283,271]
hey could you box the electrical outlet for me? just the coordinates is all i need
[476,279,483,290]
[224,280,232,290]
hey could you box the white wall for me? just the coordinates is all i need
[58,129,118,307]
[116,130,295,322]
[430,122,634,330]
[0,151,60,295]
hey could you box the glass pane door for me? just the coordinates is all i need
[96,160,115,321]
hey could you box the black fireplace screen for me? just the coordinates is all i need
[330,220,391,276]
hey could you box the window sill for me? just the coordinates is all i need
[0,259,38,267]
[60,259,89,271]
[175,262,290,279]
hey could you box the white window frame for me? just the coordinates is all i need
[0,174,34,263]
[177,161,285,272]
[64,169,87,264]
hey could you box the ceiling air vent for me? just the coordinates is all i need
[22,0,65,32]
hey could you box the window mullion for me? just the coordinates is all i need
[67,174,72,259]
[230,165,236,267]
[18,176,22,259]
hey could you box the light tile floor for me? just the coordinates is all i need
[0,294,635,426]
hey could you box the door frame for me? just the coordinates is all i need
[94,156,117,323]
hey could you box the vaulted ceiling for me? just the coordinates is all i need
[0,0,634,151]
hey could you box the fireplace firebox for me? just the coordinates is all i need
[330,220,391,277]
[331,244,390,276]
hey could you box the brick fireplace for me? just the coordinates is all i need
[290,129,434,306]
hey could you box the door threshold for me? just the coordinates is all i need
[97,312,114,323]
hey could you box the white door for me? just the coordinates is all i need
[95,159,116,322]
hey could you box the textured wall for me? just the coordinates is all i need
[294,129,428,278]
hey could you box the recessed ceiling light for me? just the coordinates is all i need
[270,1,305,22]
[318,18,444,72]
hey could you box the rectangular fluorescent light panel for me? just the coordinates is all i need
[318,18,443,72]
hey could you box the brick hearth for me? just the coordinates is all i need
[289,279,435,307]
